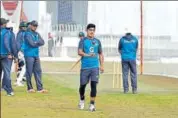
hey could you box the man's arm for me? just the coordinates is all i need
[99,52,104,73]
[4,32,11,55]
[78,40,92,57]
[25,33,40,48]
[118,38,122,54]
[16,32,22,52]
[98,40,104,72]
[37,33,45,46]
[136,38,139,52]
[11,32,18,58]
[78,49,91,57]
[99,53,104,67]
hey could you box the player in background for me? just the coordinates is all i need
[15,21,28,86]
[70,32,85,71]
[118,32,138,94]
[0,18,16,96]
[78,32,85,40]
[24,20,47,93]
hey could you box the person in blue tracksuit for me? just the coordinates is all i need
[2,27,18,88]
[16,21,28,52]
[15,21,28,86]
[24,20,47,93]
[78,24,104,112]
[118,32,138,94]
[6,27,17,58]
[0,18,15,96]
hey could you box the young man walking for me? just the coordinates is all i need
[78,24,104,112]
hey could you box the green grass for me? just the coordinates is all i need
[2,62,178,118]
[2,73,178,118]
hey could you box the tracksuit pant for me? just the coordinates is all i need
[25,57,43,91]
[0,56,13,94]
[122,60,137,91]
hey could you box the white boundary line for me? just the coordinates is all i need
[42,71,178,79]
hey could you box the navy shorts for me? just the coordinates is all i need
[80,68,99,85]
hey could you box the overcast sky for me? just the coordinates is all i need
[22,1,178,38]
[23,1,39,21]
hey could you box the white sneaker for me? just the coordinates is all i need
[37,89,48,93]
[14,82,18,86]
[78,100,85,110]
[7,92,14,96]
[89,104,96,112]
[15,82,24,87]
[17,83,24,87]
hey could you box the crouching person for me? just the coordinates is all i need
[24,20,47,93]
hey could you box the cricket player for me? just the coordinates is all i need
[16,21,28,52]
[15,21,28,86]
[1,26,17,91]
[24,20,47,93]
[70,32,85,71]
[78,32,85,40]
[78,24,104,112]
[48,32,54,57]
[118,32,138,94]
[0,18,16,96]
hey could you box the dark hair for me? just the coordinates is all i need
[126,33,132,35]
[30,20,38,26]
[86,23,95,30]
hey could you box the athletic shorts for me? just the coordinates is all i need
[80,67,99,85]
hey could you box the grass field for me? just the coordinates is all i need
[1,62,178,118]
